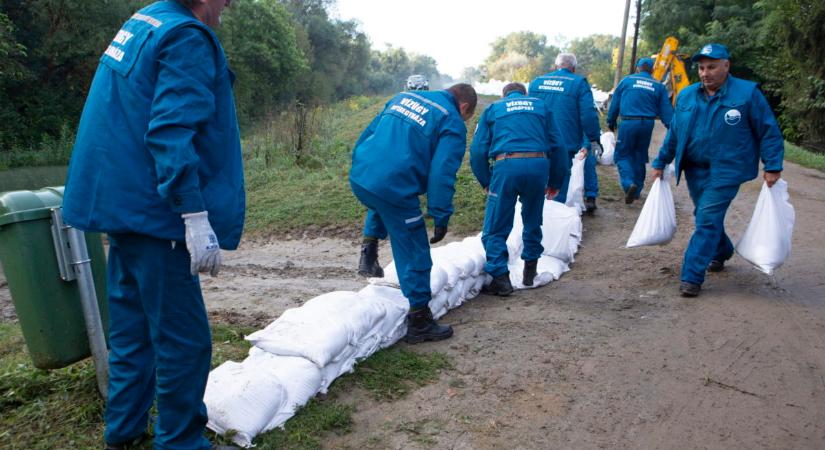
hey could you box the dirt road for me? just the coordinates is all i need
[1,125,823,448]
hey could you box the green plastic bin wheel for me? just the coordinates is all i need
[0,186,108,369]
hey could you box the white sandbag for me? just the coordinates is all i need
[436,241,476,279]
[357,284,409,341]
[566,152,586,214]
[373,261,449,295]
[626,177,676,247]
[735,179,794,275]
[430,247,465,287]
[301,291,387,338]
[507,202,525,264]
[205,360,287,448]
[319,353,357,393]
[245,348,324,430]
[446,281,463,309]
[246,293,367,367]
[429,289,450,319]
[469,275,485,298]
[507,256,555,289]
[540,201,582,262]
[461,235,487,276]
[598,131,615,165]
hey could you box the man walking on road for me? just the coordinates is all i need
[63,1,243,449]
[529,53,603,214]
[608,57,674,204]
[469,83,566,295]
[650,43,784,297]
[351,84,477,343]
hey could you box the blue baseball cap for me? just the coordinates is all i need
[636,57,655,69]
[691,43,730,63]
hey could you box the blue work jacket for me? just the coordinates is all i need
[651,76,784,185]
[349,90,467,228]
[469,92,567,189]
[607,71,673,128]
[63,1,245,249]
[528,69,601,152]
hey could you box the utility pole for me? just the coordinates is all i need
[630,0,642,70]
[614,0,632,90]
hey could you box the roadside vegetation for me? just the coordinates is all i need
[0,320,451,449]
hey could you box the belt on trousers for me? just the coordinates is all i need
[494,152,546,161]
[620,116,655,120]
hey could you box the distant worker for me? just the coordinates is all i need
[607,57,674,204]
[351,84,477,343]
[469,82,566,295]
[62,1,244,449]
[651,43,784,297]
[529,53,603,214]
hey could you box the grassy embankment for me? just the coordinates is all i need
[0,320,451,449]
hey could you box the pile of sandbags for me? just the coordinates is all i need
[205,197,586,447]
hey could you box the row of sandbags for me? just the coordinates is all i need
[204,199,586,447]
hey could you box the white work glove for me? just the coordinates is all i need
[182,211,222,276]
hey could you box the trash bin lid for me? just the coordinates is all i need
[0,186,65,227]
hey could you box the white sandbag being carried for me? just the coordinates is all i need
[626,177,676,248]
[204,360,287,448]
[540,200,582,262]
[735,179,794,275]
[598,131,616,165]
[566,152,586,213]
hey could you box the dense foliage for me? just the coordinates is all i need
[642,0,825,150]
[0,0,449,157]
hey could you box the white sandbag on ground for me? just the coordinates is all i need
[506,202,525,264]
[626,177,677,248]
[506,254,570,290]
[566,152,586,213]
[736,179,795,275]
[245,348,324,430]
[357,284,409,342]
[540,201,583,262]
[599,131,616,165]
[204,360,288,448]
[246,291,378,367]
[461,235,487,276]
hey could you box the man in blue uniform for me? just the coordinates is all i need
[351,84,477,343]
[608,57,674,204]
[651,44,784,297]
[528,53,603,214]
[62,1,243,449]
[469,83,566,295]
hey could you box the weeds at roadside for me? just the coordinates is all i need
[785,142,825,172]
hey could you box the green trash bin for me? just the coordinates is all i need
[0,186,108,369]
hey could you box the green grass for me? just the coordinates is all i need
[0,125,75,170]
[784,141,825,172]
[0,321,451,449]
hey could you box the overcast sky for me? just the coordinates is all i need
[333,0,632,79]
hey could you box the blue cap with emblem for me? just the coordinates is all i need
[691,43,730,63]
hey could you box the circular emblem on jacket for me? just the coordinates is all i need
[724,109,741,125]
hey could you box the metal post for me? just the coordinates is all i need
[53,208,109,398]
[614,0,632,89]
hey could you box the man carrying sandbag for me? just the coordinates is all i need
[607,58,674,204]
[350,84,477,343]
[650,43,784,297]
[529,53,603,214]
[469,83,567,295]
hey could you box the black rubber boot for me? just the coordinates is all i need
[357,238,384,278]
[585,197,597,215]
[679,281,701,297]
[522,260,538,287]
[707,259,725,272]
[403,307,453,344]
[625,184,638,204]
[482,273,514,296]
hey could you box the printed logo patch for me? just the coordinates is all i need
[701,45,713,55]
[724,109,741,126]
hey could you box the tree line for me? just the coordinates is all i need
[0,0,450,154]
[641,0,825,151]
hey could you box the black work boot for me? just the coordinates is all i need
[523,260,538,286]
[679,281,701,297]
[404,307,453,344]
[707,259,725,272]
[357,238,384,278]
[482,273,514,296]
[625,184,638,204]
[585,197,597,215]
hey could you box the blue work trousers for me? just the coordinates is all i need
[615,119,655,197]
[681,166,741,285]
[482,157,549,277]
[353,182,432,309]
[105,234,212,450]
[554,149,599,204]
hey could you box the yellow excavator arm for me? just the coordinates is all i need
[652,36,691,105]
